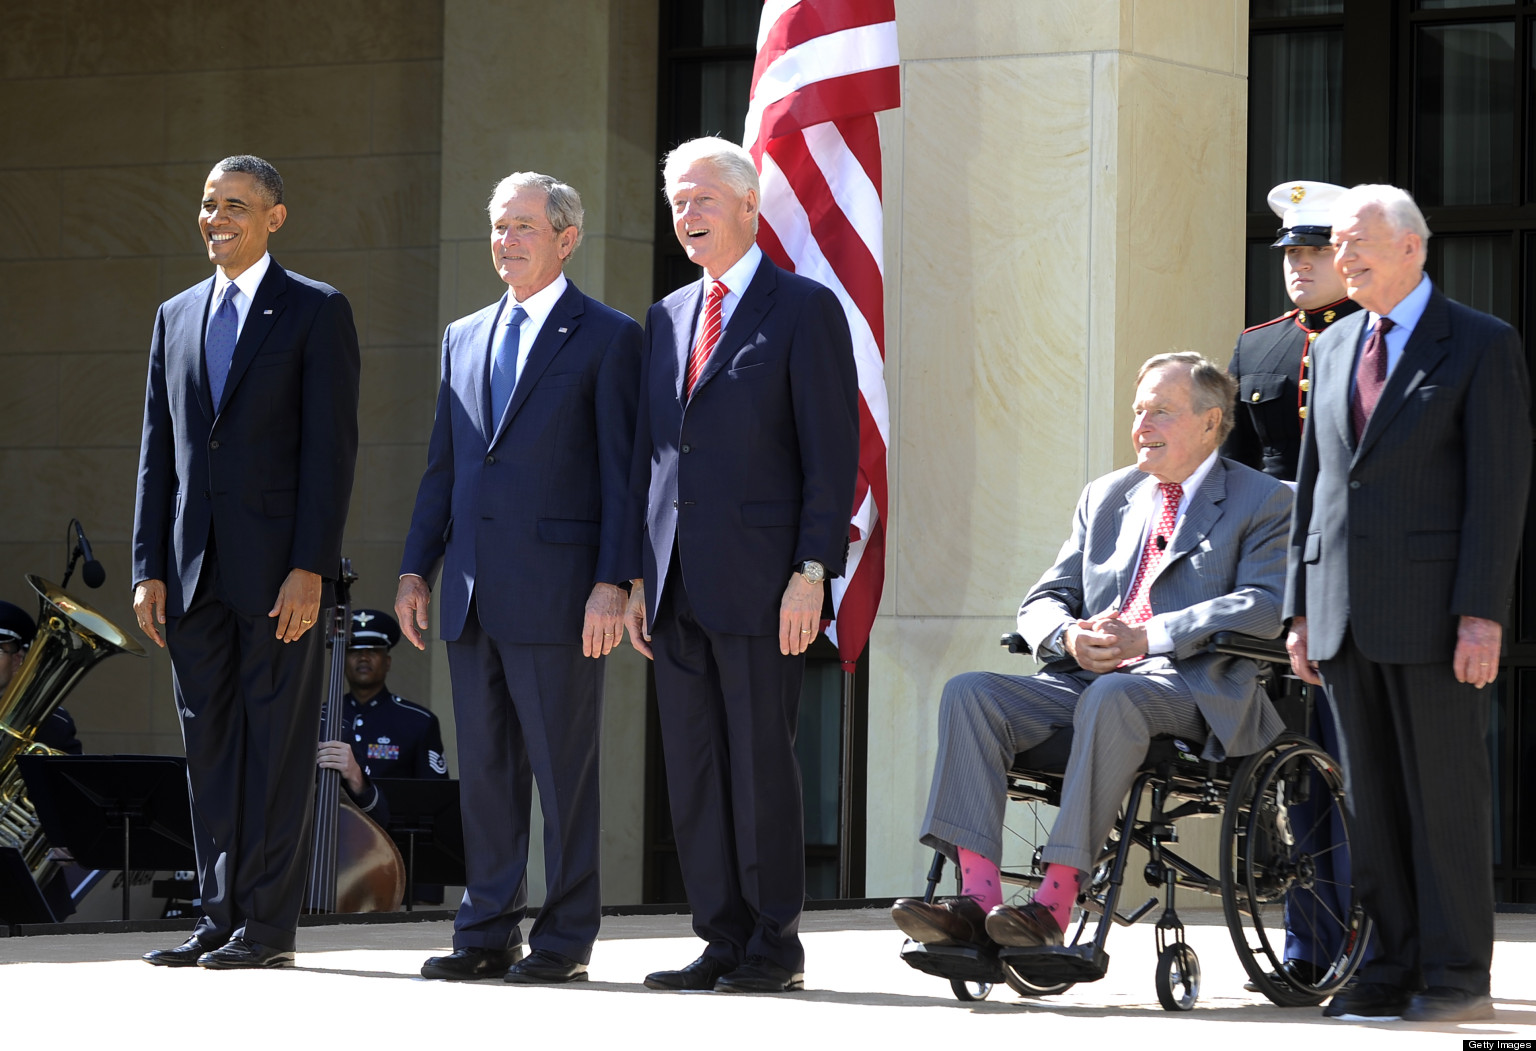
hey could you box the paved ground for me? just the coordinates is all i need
[4,906,1533,1048]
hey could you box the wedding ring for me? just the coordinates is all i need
[800,628,812,634]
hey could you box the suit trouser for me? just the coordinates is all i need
[1320,637,1493,994]
[165,548,327,952]
[649,568,807,973]
[919,664,1205,876]
[446,597,602,962]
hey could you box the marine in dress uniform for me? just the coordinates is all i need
[316,609,447,830]
[1224,180,1361,482]
[1225,180,1365,991]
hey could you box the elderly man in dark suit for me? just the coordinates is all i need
[132,155,360,969]
[623,136,859,994]
[398,172,641,985]
[893,354,1290,951]
[1286,185,1531,1023]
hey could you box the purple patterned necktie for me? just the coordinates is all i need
[1350,316,1395,440]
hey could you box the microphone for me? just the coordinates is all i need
[72,519,106,588]
[1154,535,1167,551]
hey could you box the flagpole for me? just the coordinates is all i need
[838,666,856,899]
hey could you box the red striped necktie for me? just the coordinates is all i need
[686,280,728,398]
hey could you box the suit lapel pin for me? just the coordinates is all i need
[263,309,273,315]
[558,327,568,333]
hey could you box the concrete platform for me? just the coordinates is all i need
[4,906,1534,1047]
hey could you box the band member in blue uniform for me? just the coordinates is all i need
[1225,181,1361,480]
[1225,180,1364,993]
[316,608,448,826]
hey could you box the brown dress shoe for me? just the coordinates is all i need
[985,901,1064,947]
[890,896,990,947]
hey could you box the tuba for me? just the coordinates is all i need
[0,575,146,886]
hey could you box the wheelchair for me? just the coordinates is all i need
[899,631,1372,1011]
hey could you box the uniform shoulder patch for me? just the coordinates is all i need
[1240,310,1297,336]
[429,751,448,775]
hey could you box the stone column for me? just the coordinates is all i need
[866,0,1249,894]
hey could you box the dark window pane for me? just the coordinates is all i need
[1426,233,1514,323]
[1417,0,1512,8]
[1253,0,1343,14]
[1246,240,1294,327]
[668,0,762,48]
[1248,31,1344,213]
[1414,22,1516,206]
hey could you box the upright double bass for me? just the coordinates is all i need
[302,561,406,913]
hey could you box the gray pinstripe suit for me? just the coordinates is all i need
[920,457,1291,874]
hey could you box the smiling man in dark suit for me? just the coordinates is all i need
[1286,184,1531,1023]
[623,136,859,994]
[133,155,360,969]
[398,172,641,985]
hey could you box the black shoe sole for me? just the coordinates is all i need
[143,954,205,967]
[503,970,589,985]
[198,955,294,970]
[713,978,806,994]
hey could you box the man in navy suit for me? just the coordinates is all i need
[398,172,641,985]
[132,155,360,969]
[623,137,859,994]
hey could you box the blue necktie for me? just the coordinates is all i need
[206,283,240,409]
[489,304,528,431]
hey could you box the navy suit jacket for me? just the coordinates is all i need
[1284,284,1532,663]
[399,280,642,644]
[132,259,361,617]
[626,257,860,636]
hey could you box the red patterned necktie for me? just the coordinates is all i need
[685,280,728,398]
[1350,316,1395,440]
[1121,482,1184,627]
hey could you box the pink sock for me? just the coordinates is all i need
[957,847,1003,912]
[1030,864,1082,932]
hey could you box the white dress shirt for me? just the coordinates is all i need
[690,243,763,346]
[206,251,272,345]
[497,271,568,385]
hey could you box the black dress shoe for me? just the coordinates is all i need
[503,948,589,985]
[1244,958,1325,992]
[713,955,804,994]
[644,954,736,991]
[1402,986,1493,1022]
[890,895,991,948]
[1322,981,1410,1020]
[143,936,225,968]
[420,945,526,980]
[197,938,294,969]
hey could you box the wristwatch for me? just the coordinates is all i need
[795,560,826,585]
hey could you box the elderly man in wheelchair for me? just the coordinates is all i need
[893,352,1366,1009]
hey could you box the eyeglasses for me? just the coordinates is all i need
[0,641,22,655]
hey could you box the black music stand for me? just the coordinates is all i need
[17,754,196,921]
[0,846,59,924]
[374,778,464,911]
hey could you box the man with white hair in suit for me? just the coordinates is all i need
[893,352,1291,951]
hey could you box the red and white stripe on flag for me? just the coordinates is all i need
[745,0,899,671]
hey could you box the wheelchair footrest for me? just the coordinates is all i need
[898,940,1006,985]
[997,943,1110,985]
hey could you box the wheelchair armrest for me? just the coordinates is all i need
[1204,631,1288,664]
[1000,632,1033,656]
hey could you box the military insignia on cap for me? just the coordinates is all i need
[1291,185,1306,204]
[354,611,374,625]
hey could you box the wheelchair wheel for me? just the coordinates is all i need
[1220,736,1371,1007]
[1155,942,1200,1011]
[949,978,992,1001]
[1001,969,1074,998]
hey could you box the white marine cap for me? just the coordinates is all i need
[1267,180,1347,248]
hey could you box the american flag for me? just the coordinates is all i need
[744,0,900,672]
